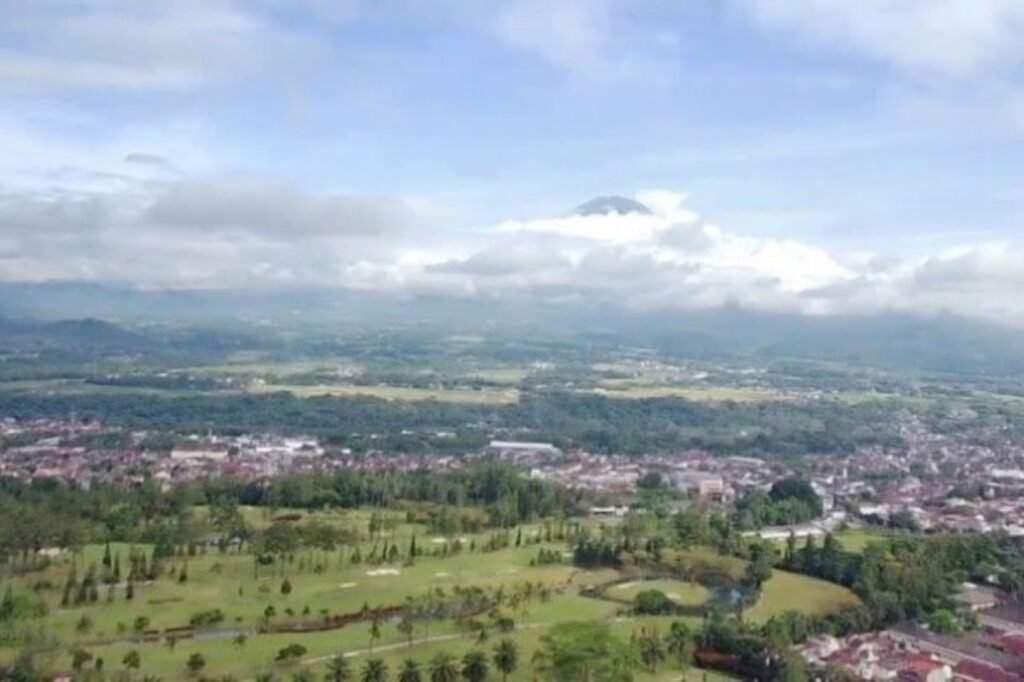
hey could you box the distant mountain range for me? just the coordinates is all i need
[0,316,152,354]
[2,281,1024,375]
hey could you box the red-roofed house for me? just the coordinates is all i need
[898,655,952,682]
[998,635,1024,657]
[955,660,1023,682]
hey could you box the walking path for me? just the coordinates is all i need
[303,621,550,665]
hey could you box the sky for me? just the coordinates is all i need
[2,1,1024,322]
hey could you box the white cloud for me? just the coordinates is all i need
[0,1,322,92]
[0,167,433,289]
[396,191,860,311]
[146,180,416,237]
[736,0,1024,78]
[5,173,1024,324]
[493,0,613,75]
[374,192,1024,325]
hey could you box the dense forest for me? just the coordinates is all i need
[0,390,904,457]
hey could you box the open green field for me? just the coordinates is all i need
[605,579,712,607]
[0,379,207,398]
[250,382,520,404]
[0,536,745,681]
[746,570,860,623]
[0,539,584,678]
[759,528,895,555]
[0,513,853,681]
[592,384,784,402]
[183,358,361,377]
[672,547,747,581]
[834,528,896,553]
[831,390,934,408]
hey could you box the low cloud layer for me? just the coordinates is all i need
[2,171,1024,324]
[0,164,426,289]
[356,192,1024,325]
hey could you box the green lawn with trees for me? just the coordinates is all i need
[1,466,1017,681]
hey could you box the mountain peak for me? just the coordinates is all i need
[575,196,652,216]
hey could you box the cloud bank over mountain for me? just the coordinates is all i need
[2,165,1024,325]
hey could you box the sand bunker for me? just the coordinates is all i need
[366,568,401,577]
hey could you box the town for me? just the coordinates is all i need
[9,410,1024,679]
[7,413,1024,537]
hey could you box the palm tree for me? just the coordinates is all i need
[292,672,316,682]
[529,649,549,681]
[325,655,353,682]
[638,630,666,672]
[398,616,415,647]
[369,614,383,655]
[123,649,141,672]
[460,651,489,682]
[397,659,422,682]
[666,621,693,670]
[666,622,689,655]
[360,658,388,682]
[492,640,518,682]
[428,652,459,682]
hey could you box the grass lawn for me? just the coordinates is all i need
[0,530,747,681]
[0,529,845,680]
[834,528,895,553]
[671,547,747,582]
[746,570,860,623]
[0,379,207,398]
[0,535,579,670]
[605,579,712,607]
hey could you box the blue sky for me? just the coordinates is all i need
[2,1,1024,320]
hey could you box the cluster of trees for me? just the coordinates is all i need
[734,478,822,529]
[632,590,677,616]
[779,531,1001,626]
[577,506,1016,680]
[572,539,623,569]
[530,548,562,566]
[207,465,576,527]
[0,586,46,623]
[0,465,574,566]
